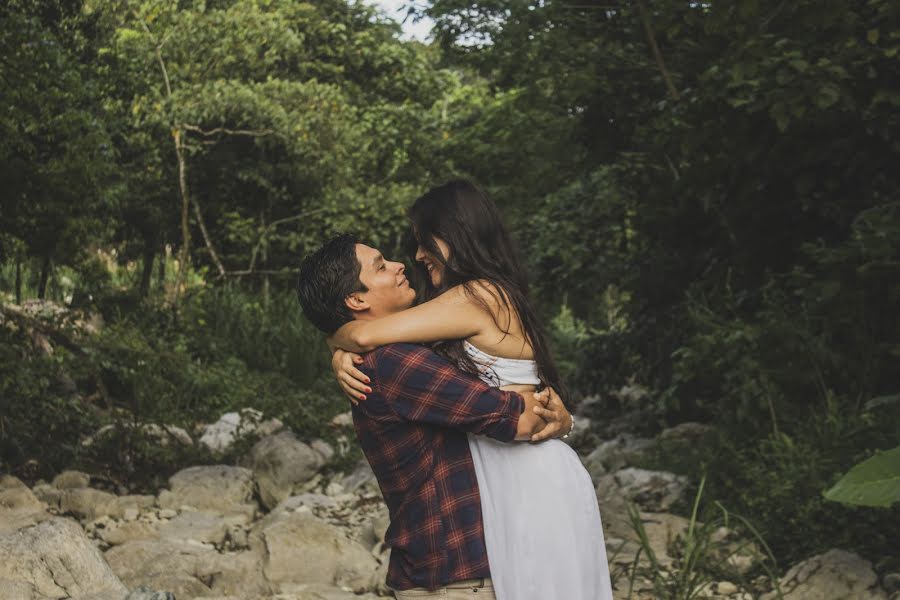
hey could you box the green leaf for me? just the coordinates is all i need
[825,446,900,507]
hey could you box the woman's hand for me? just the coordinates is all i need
[529,388,573,442]
[331,349,371,405]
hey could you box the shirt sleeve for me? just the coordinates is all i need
[369,343,524,442]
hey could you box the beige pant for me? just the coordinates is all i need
[393,578,495,599]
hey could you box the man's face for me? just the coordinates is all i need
[351,243,416,318]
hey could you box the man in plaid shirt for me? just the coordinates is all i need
[297,234,569,598]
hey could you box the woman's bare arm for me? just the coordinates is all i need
[329,284,491,353]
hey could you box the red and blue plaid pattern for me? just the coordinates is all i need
[353,343,524,591]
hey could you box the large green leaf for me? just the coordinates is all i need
[825,446,900,508]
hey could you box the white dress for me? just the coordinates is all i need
[465,341,614,600]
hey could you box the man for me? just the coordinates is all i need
[296,234,571,599]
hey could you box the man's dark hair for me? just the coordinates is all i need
[296,233,367,334]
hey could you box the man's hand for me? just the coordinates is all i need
[530,387,572,442]
[514,390,551,440]
[330,349,371,405]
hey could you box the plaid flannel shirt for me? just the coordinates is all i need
[352,343,524,591]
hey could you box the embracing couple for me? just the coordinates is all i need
[296,180,614,599]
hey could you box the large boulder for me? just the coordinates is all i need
[240,431,327,511]
[250,508,378,593]
[52,469,91,489]
[59,487,120,521]
[0,484,51,535]
[157,465,257,515]
[0,517,127,599]
[106,538,271,599]
[199,408,283,454]
[762,549,887,600]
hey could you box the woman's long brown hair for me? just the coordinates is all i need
[407,180,568,406]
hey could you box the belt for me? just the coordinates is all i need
[445,577,492,590]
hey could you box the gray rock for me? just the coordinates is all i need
[96,520,160,547]
[59,487,120,521]
[762,549,887,600]
[250,510,378,592]
[0,474,27,489]
[82,423,193,448]
[593,435,657,472]
[339,459,378,494]
[123,587,176,600]
[0,517,128,599]
[606,468,689,512]
[0,486,51,535]
[199,408,283,454]
[240,431,325,511]
[157,465,257,515]
[52,469,91,489]
[105,539,217,599]
[158,510,231,545]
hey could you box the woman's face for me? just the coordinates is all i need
[415,235,451,287]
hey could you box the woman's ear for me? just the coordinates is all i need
[345,292,369,314]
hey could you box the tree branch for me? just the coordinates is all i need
[181,124,274,137]
[191,198,226,277]
[634,0,680,102]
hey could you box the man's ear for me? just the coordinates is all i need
[344,291,369,314]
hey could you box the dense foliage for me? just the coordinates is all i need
[2,0,898,571]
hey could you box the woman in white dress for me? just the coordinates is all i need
[329,180,614,600]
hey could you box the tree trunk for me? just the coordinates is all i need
[139,239,156,298]
[173,129,191,307]
[15,260,22,304]
[158,236,167,289]
[260,208,269,309]
[37,255,52,300]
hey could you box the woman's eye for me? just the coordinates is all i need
[379,265,385,271]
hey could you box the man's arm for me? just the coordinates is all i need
[369,343,547,442]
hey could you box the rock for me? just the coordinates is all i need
[59,487,120,521]
[271,583,381,599]
[632,511,692,568]
[276,493,339,511]
[96,520,160,546]
[250,510,378,592]
[0,485,43,512]
[884,573,900,593]
[114,494,156,514]
[31,483,62,507]
[158,510,234,545]
[199,408,283,454]
[762,549,887,600]
[310,438,335,461]
[339,459,378,494]
[0,517,127,599]
[123,587,176,600]
[371,511,390,545]
[0,474,27,489]
[240,431,325,511]
[0,486,52,535]
[590,435,657,473]
[658,422,714,445]
[111,541,269,598]
[157,465,257,515]
[716,580,739,595]
[330,411,353,428]
[52,469,91,489]
[606,468,688,512]
[105,539,217,599]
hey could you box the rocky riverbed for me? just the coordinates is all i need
[1,400,894,600]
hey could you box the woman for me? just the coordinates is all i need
[329,180,613,600]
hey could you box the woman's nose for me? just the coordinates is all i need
[415,246,425,261]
